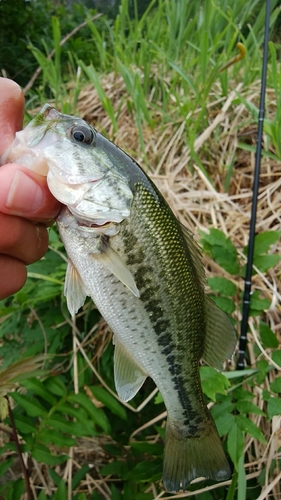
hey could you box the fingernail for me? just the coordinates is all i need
[6,170,44,213]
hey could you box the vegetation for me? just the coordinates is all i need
[0,0,281,499]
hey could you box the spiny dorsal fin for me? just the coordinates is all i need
[93,240,140,298]
[203,296,237,370]
[64,260,88,316]
[113,337,147,402]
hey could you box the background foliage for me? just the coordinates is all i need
[0,0,281,499]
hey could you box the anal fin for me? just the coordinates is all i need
[114,337,147,402]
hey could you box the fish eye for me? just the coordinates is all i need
[70,125,94,145]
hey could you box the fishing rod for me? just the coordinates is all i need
[236,0,271,370]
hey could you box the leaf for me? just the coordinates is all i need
[200,366,230,401]
[270,377,281,394]
[253,254,281,273]
[227,420,244,470]
[72,464,90,490]
[0,457,14,478]
[235,400,266,416]
[267,397,281,419]
[253,231,281,256]
[67,392,111,434]
[272,350,281,368]
[200,228,239,274]
[100,460,126,478]
[259,322,279,348]
[124,460,162,482]
[130,442,163,456]
[210,296,236,314]
[10,393,46,417]
[13,414,37,435]
[236,415,266,443]
[32,445,68,465]
[54,480,67,500]
[38,429,76,447]
[44,376,67,397]
[22,378,56,405]
[215,413,236,436]
[249,291,271,312]
[207,277,236,297]
[47,413,95,437]
[88,385,127,420]
[11,477,25,499]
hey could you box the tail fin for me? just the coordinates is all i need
[163,417,231,493]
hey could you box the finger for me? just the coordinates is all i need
[0,255,27,300]
[0,164,61,222]
[0,213,49,265]
[0,78,24,155]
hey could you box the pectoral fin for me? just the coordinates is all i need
[64,260,88,316]
[202,296,237,370]
[113,337,147,402]
[94,241,140,298]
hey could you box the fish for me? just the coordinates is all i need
[2,104,237,492]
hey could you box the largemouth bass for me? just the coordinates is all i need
[2,105,236,492]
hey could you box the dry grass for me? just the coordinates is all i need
[1,74,281,499]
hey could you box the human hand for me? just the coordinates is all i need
[0,78,61,300]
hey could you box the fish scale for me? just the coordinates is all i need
[1,104,237,493]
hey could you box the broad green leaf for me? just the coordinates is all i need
[272,350,281,368]
[200,228,239,274]
[11,477,24,500]
[32,445,68,465]
[88,385,127,420]
[130,442,163,456]
[210,296,236,314]
[154,392,163,404]
[13,414,37,434]
[227,421,244,470]
[200,366,230,401]
[234,388,254,401]
[253,254,281,273]
[124,460,162,482]
[207,277,236,296]
[54,480,67,500]
[38,428,76,447]
[72,464,90,490]
[270,377,281,394]
[0,457,14,478]
[22,378,56,405]
[215,413,235,436]
[67,392,111,433]
[47,413,95,437]
[235,400,266,416]
[249,291,271,312]
[259,322,279,348]
[237,454,246,500]
[10,393,46,417]
[38,491,48,500]
[100,460,126,478]
[44,376,67,397]
[236,415,266,443]
[252,231,281,256]
[267,397,281,419]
